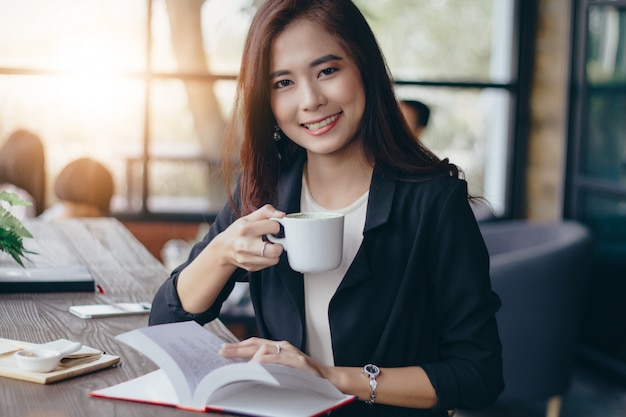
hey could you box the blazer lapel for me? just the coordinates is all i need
[273,152,307,349]
[336,165,397,290]
[271,157,398,346]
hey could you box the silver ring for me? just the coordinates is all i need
[275,344,281,354]
[260,241,267,257]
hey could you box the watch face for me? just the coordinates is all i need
[364,364,380,377]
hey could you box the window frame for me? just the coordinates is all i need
[566,0,626,377]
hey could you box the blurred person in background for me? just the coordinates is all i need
[0,129,46,218]
[399,100,496,222]
[400,99,431,140]
[40,157,114,220]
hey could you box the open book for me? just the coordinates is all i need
[90,321,356,416]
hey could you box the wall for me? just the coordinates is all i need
[123,221,203,262]
[525,0,573,220]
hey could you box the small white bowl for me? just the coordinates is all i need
[15,349,64,373]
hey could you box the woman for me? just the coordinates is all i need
[150,0,503,415]
[0,129,46,217]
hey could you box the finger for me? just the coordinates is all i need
[247,206,285,240]
[245,204,285,222]
[258,240,283,259]
[250,342,286,360]
[230,214,282,243]
[250,346,323,378]
[221,338,288,357]
[227,220,282,271]
[220,338,270,358]
[259,241,268,258]
[220,343,257,359]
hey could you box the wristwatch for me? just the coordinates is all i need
[362,364,380,404]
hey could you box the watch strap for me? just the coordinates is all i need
[362,364,380,405]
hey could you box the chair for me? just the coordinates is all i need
[470,199,498,223]
[477,220,592,417]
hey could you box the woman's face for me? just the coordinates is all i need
[269,19,366,158]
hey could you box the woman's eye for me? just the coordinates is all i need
[273,79,292,89]
[319,67,337,77]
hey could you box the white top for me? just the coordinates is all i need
[39,202,64,221]
[301,177,368,366]
[0,183,36,219]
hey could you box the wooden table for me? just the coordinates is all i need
[0,218,237,417]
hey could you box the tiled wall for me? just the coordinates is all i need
[525,0,572,220]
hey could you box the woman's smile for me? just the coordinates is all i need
[301,112,342,135]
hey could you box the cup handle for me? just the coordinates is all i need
[265,218,285,245]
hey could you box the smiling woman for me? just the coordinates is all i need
[150,1,504,416]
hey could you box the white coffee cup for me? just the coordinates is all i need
[266,212,344,273]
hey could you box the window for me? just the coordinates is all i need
[0,0,524,221]
[358,0,518,214]
[567,0,626,375]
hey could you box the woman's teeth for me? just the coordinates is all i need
[304,114,339,131]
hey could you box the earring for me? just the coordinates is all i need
[273,125,282,141]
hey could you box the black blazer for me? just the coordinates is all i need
[150,154,504,416]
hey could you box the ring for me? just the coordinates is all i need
[275,344,281,354]
[260,241,267,257]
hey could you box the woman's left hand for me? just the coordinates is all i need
[220,337,325,378]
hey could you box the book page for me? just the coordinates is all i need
[91,369,180,406]
[193,362,348,407]
[92,368,356,417]
[107,322,357,415]
[193,362,279,407]
[258,363,349,399]
[116,321,242,405]
[207,383,356,417]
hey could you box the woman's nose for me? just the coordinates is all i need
[300,82,326,111]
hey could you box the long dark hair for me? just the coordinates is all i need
[223,0,457,215]
[0,129,46,215]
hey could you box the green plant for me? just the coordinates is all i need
[0,191,34,267]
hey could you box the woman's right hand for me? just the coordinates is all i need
[177,204,285,313]
[217,204,285,272]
